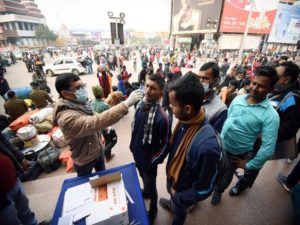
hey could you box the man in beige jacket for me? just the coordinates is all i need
[53,73,143,176]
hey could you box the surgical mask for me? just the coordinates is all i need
[274,83,291,94]
[201,82,212,93]
[75,86,88,103]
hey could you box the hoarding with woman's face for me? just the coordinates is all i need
[172,0,222,34]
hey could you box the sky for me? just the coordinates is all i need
[35,0,171,32]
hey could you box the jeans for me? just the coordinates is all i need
[108,62,115,71]
[0,178,37,225]
[137,166,158,213]
[170,196,188,225]
[287,160,300,188]
[74,153,105,176]
[102,128,117,159]
[214,151,260,193]
[87,64,93,74]
[291,184,300,225]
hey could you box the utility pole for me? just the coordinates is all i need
[238,0,255,63]
[205,18,218,63]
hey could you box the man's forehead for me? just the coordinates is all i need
[253,75,271,85]
[198,68,212,77]
[70,79,83,88]
[275,66,285,75]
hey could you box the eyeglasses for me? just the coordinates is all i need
[79,83,87,90]
[68,83,87,92]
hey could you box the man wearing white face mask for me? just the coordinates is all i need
[197,62,227,133]
[53,73,143,176]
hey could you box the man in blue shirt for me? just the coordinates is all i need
[211,66,280,205]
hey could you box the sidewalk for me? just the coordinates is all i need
[24,110,296,225]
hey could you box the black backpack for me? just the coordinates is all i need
[37,144,61,173]
[187,124,228,184]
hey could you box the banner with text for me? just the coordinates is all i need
[220,0,279,34]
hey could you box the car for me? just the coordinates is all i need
[43,58,86,76]
[0,53,11,66]
[13,50,23,60]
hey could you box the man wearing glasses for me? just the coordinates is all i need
[53,73,143,176]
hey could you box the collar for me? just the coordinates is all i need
[243,94,269,108]
[203,93,216,104]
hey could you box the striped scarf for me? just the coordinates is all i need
[132,99,160,145]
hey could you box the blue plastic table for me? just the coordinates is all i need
[51,163,149,225]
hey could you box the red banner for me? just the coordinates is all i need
[220,0,279,34]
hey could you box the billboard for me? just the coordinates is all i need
[220,0,279,34]
[172,0,222,34]
[268,3,300,44]
[219,34,261,49]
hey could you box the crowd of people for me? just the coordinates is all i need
[0,45,300,225]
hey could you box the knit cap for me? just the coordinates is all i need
[92,85,104,99]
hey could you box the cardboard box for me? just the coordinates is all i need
[63,172,129,225]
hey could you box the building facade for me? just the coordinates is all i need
[171,0,300,55]
[0,0,48,47]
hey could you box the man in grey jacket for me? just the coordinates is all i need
[53,73,143,176]
[198,62,227,133]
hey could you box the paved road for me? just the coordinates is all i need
[0,53,200,115]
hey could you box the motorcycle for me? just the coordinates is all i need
[32,68,51,93]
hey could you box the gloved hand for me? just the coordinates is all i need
[124,90,143,107]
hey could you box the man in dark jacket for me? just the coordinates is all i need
[138,65,148,85]
[269,61,300,160]
[159,73,222,225]
[130,74,170,224]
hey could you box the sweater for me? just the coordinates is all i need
[202,94,227,133]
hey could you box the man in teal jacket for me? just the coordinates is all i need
[211,66,280,205]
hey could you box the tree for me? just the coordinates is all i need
[35,24,57,40]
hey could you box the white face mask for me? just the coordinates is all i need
[201,82,212,93]
[75,87,88,103]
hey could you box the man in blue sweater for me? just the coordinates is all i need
[159,73,222,225]
[211,66,280,205]
[130,74,170,224]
